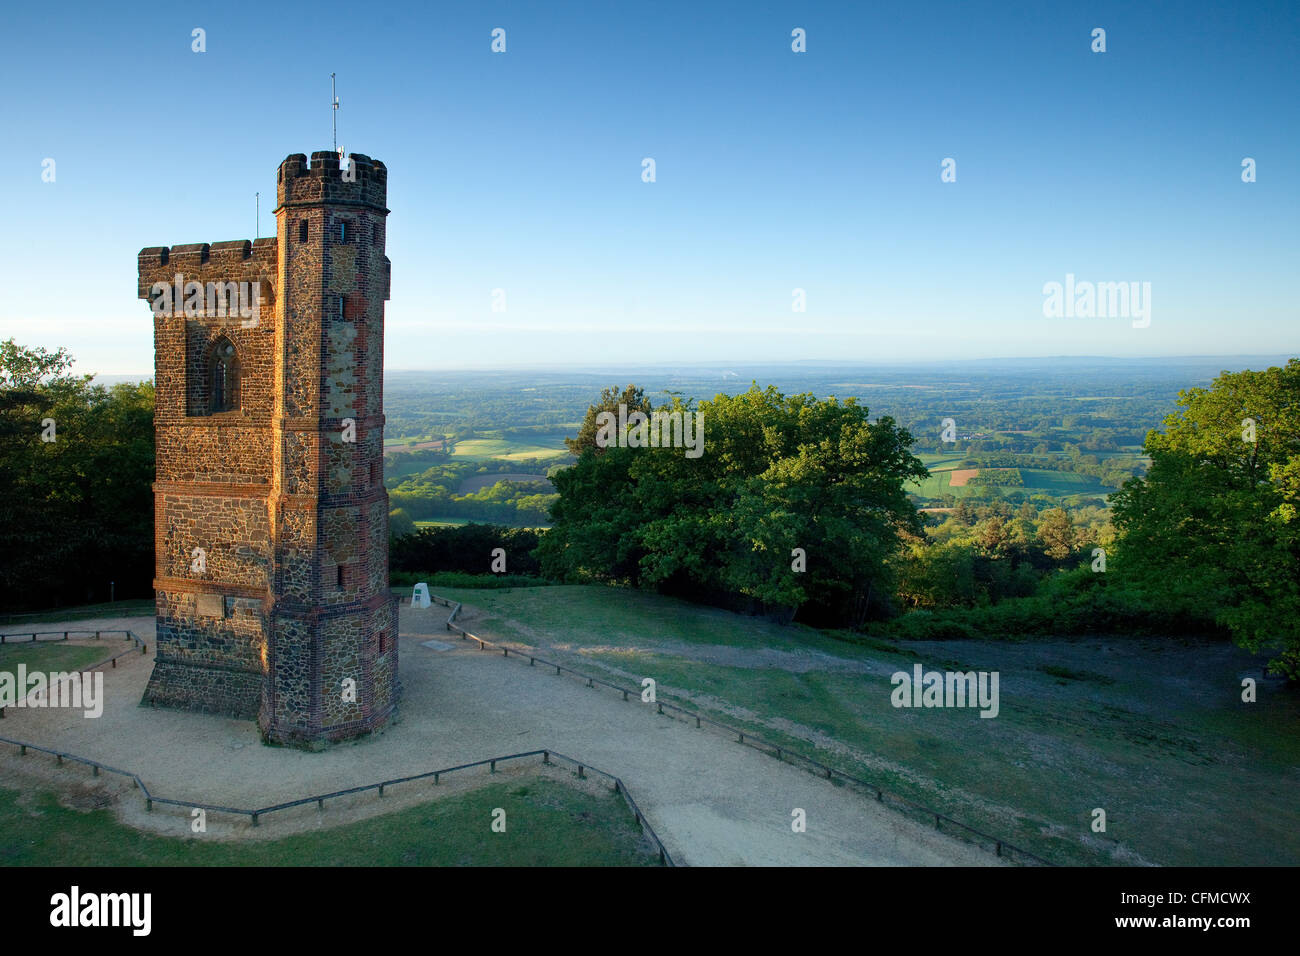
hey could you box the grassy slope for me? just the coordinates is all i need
[0,777,658,867]
[437,585,1300,867]
[0,601,153,627]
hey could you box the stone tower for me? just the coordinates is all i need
[137,151,399,747]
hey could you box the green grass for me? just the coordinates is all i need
[0,600,153,627]
[909,470,954,498]
[383,434,446,447]
[436,585,827,652]
[450,439,570,461]
[392,573,551,590]
[1016,468,1107,493]
[0,641,111,680]
[911,465,1115,501]
[914,452,965,469]
[437,584,1300,867]
[0,776,659,866]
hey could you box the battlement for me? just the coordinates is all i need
[276,151,388,211]
[138,238,277,300]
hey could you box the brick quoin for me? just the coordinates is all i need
[137,151,400,748]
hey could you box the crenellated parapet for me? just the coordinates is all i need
[138,237,278,301]
[276,151,388,212]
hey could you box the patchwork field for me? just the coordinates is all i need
[450,439,570,461]
[432,584,1300,867]
[909,462,1114,501]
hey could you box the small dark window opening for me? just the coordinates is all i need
[210,339,240,413]
[339,295,347,320]
[299,220,309,243]
[336,565,346,589]
[378,631,387,654]
[338,221,349,243]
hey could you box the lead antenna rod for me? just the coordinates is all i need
[255,192,259,239]
[331,72,339,153]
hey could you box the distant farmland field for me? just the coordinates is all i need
[909,470,954,497]
[1017,468,1107,493]
[452,439,571,461]
[383,435,446,448]
[911,464,1114,500]
[914,453,965,469]
[948,468,980,487]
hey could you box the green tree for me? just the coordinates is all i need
[1111,359,1300,679]
[1037,508,1075,561]
[897,539,978,608]
[0,341,155,610]
[388,507,417,539]
[564,384,652,457]
[542,384,926,627]
[975,516,1007,555]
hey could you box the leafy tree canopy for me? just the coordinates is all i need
[1111,359,1300,678]
[0,340,155,611]
[542,383,927,627]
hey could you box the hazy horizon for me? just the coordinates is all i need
[87,352,1298,385]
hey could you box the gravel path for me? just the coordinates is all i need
[0,608,998,866]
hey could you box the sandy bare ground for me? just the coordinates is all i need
[947,468,979,487]
[0,609,998,866]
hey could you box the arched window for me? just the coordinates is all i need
[210,338,240,413]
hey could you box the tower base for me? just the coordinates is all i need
[140,658,263,720]
[258,695,401,748]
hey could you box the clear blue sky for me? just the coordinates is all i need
[2,0,1297,375]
